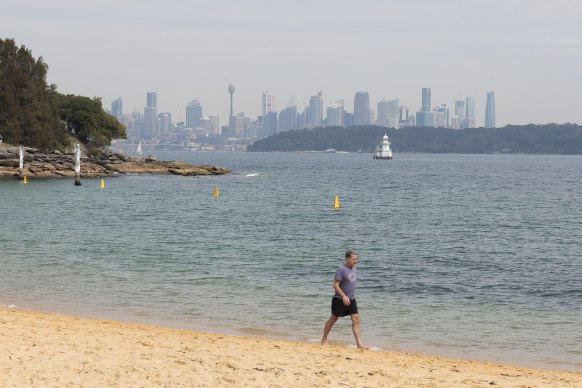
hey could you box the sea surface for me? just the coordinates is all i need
[1,152,581,371]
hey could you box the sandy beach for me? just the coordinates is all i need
[0,307,580,387]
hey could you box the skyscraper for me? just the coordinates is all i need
[377,99,399,129]
[278,102,297,132]
[262,92,275,117]
[111,97,122,121]
[147,92,157,109]
[465,97,476,128]
[308,91,323,128]
[157,112,172,138]
[485,91,495,128]
[416,88,433,127]
[143,92,158,139]
[421,88,431,112]
[399,106,409,127]
[455,100,466,124]
[186,99,203,129]
[435,104,449,128]
[326,100,344,127]
[354,92,370,126]
[261,111,278,137]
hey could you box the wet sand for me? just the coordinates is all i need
[1,307,580,387]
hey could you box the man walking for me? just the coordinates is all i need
[321,250,367,349]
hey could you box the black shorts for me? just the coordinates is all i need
[331,297,358,317]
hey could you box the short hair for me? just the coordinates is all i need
[345,250,358,259]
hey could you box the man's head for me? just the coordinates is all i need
[345,250,358,268]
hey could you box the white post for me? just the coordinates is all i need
[75,144,81,174]
[19,146,24,170]
[74,144,82,186]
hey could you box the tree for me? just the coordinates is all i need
[56,94,126,153]
[0,38,67,150]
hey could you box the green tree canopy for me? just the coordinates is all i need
[247,124,582,155]
[0,38,126,151]
[0,38,66,150]
[57,94,126,151]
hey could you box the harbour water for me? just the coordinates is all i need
[1,152,581,371]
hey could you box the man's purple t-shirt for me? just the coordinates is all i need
[334,264,357,300]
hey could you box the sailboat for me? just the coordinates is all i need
[136,141,143,157]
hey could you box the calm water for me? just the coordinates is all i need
[1,152,581,371]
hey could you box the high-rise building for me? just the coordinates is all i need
[354,92,370,125]
[415,111,434,127]
[208,116,220,135]
[465,97,476,128]
[261,111,278,137]
[157,112,171,138]
[262,92,275,118]
[343,112,354,128]
[143,92,158,139]
[278,103,297,132]
[111,97,122,121]
[377,99,400,129]
[421,88,431,112]
[433,105,449,128]
[399,106,409,127]
[416,88,433,127]
[308,91,323,128]
[435,104,449,128]
[455,100,466,124]
[228,112,246,137]
[186,99,203,129]
[147,92,157,109]
[451,115,460,129]
[297,107,308,129]
[485,91,495,128]
[326,100,344,127]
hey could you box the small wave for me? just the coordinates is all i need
[0,303,17,309]
[347,344,383,351]
[245,173,259,177]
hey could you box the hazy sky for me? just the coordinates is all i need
[2,0,581,126]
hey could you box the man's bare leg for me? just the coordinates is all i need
[321,314,338,345]
[350,314,368,349]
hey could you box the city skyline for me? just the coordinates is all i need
[2,0,581,126]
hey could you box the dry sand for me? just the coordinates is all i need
[1,307,580,387]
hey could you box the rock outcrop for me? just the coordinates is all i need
[0,144,230,178]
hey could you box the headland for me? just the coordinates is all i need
[0,143,229,178]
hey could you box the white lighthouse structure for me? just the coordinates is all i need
[373,134,393,160]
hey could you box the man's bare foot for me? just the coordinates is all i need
[357,344,368,350]
[321,339,328,345]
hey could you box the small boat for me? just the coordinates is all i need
[374,134,393,160]
[136,141,143,157]
[324,148,337,153]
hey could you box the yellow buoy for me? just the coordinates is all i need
[100,178,105,189]
[213,185,219,198]
[23,176,28,184]
[333,195,340,209]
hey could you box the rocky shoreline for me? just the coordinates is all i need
[0,144,230,178]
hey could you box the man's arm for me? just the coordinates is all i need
[333,279,351,306]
